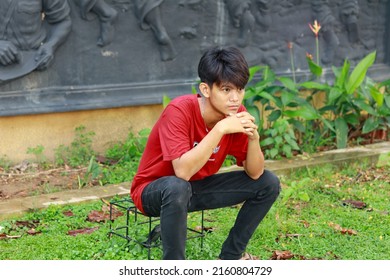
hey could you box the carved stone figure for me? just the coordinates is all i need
[0,0,72,82]
[74,0,118,47]
[224,0,255,48]
[340,0,360,44]
[253,0,272,30]
[133,0,177,61]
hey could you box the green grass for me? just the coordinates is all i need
[0,161,388,260]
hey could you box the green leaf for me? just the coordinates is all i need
[307,57,323,77]
[191,85,198,94]
[385,95,390,107]
[274,135,283,145]
[328,88,343,105]
[299,81,329,90]
[282,144,292,157]
[335,117,349,149]
[344,113,360,125]
[260,137,274,147]
[334,60,350,89]
[249,65,262,82]
[283,105,319,120]
[289,119,306,133]
[258,91,278,103]
[278,77,297,92]
[284,135,300,150]
[268,110,282,122]
[378,79,390,88]
[261,65,275,83]
[162,95,171,108]
[246,105,261,125]
[353,99,377,116]
[369,85,384,107]
[346,51,376,94]
[362,117,379,134]
[138,128,151,137]
[322,118,336,132]
[244,88,258,100]
[281,91,296,107]
[269,148,278,159]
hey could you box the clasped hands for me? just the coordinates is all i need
[221,111,259,140]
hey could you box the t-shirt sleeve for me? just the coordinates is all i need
[158,104,191,161]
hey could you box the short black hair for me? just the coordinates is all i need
[198,46,249,89]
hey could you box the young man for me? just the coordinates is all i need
[131,46,280,260]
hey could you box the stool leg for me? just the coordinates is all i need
[201,210,204,249]
[148,217,152,260]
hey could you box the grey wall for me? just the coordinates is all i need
[1,0,389,116]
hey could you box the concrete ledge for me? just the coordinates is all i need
[0,183,129,220]
[0,142,389,220]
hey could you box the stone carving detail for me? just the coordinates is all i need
[0,0,389,116]
[133,0,177,61]
[340,0,360,44]
[224,0,256,48]
[74,0,118,47]
[253,0,272,30]
[0,0,72,83]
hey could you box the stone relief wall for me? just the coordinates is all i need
[0,0,389,116]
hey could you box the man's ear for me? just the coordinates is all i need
[199,82,210,98]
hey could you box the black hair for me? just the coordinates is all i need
[197,46,249,89]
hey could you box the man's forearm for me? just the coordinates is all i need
[244,134,264,179]
[172,123,225,181]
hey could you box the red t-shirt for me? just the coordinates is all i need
[131,94,249,213]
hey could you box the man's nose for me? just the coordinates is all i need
[230,91,239,102]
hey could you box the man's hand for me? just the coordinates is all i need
[217,112,258,138]
[0,40,20,66]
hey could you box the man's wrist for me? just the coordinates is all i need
[214,121,226,135]
[248,130,260,141]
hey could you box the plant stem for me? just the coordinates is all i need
[289,46,296,83]
[316,36,320,65]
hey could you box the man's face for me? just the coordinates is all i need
[208,82,245,117]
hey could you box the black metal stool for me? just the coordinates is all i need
[108,197,205,259]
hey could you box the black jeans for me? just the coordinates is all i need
[141,170,280,260]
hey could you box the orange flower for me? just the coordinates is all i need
[309,20,321,37]
[306,52,313,60]
[287,41,293,49]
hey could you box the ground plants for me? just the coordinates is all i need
[0,160,388,260]
[54,125,96,167]
[244,66,318,159]
[301,51,379,149]
[244,50,389,158]
[26,145,47,166]
[100,128,150,185]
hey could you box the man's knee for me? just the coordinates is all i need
[162,176,192,206]
[259,170,281,199]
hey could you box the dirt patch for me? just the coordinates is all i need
[0,162,92,201]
